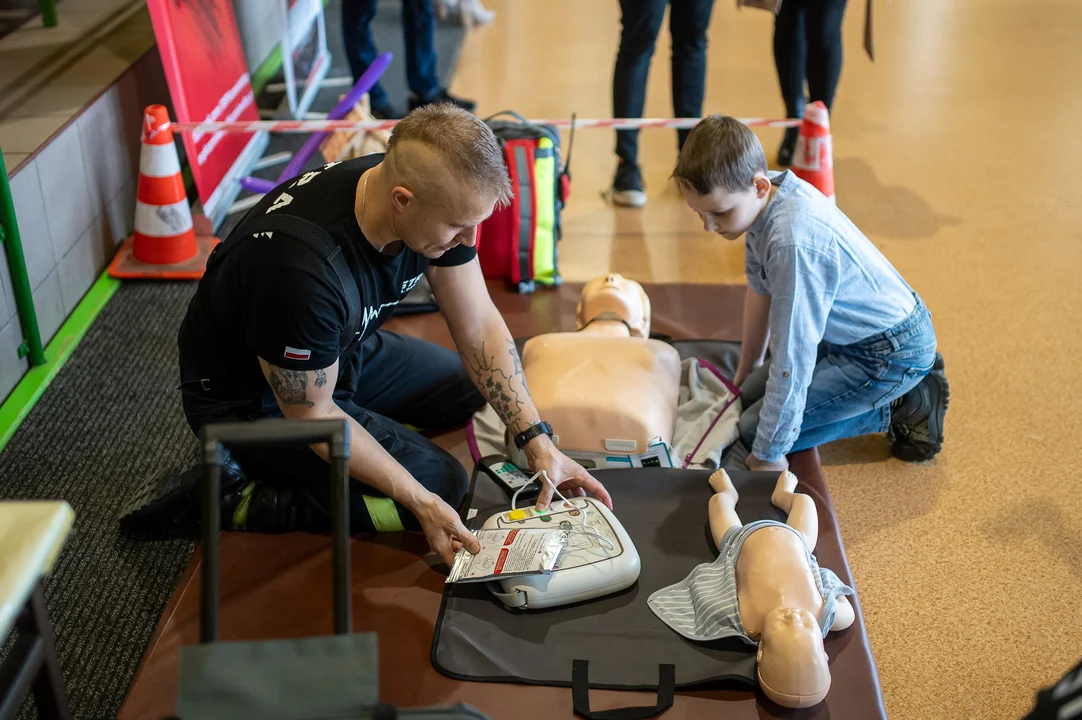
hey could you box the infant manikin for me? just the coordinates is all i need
[648,470,856,708]
[514,274,682,457]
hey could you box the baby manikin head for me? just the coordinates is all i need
[575,273,652,338]
[755,606,831,708]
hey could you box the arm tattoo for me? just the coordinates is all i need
[315,368,327,388]
[268,366,315,407]
[460,339,531,435]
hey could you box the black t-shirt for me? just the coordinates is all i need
[177,154,474,410]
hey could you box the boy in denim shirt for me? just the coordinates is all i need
[673,115,949,469]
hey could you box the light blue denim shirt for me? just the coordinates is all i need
[744,170,917,461]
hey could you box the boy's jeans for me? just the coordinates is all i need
[739,295,938,456]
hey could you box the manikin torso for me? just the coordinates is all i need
[736,527,823,638]
[520,281,682,455]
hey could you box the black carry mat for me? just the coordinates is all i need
[431,467,787,692]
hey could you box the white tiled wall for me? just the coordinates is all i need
[0,51,168,403]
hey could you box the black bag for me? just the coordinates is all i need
[170,418,489,720]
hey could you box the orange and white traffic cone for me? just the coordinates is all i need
[108,105,218,280]
[790,100,835,203]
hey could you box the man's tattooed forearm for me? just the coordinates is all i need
[269,367,315,407]
[315,368,327,388]
[461,339,531,434]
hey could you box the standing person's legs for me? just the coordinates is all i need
[772,0,807,165]
[401,0,440,103]
[609,0,668,207]
[668,0,715,152]
[402,0,477,111]
[803,0,847,112]
[341,0,395,117]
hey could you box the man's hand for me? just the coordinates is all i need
[747,452,789,472]
[425,260,613,512]
[525,436,613,512]
[412,492,481,567]
[259,358,480,568]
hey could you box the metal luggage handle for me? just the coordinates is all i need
[198,418,352,644]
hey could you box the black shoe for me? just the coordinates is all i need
[777,126,799,166]
[222,480,304,534]
[604,161,647,207]
[370,101,404,120]
[118,450,244,537]
[119,451,302,536]
[890,352,950,462]
[409,88,476,113]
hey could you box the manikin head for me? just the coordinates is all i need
[671,115,773,242]
[575,273,651,338]
[375,104,513,258]
[755,606,831,708]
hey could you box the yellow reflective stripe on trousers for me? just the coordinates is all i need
[232,481,256,529]
[363,495,404,532]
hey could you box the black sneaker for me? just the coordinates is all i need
[118,451,240,536]
[370,101,404,120]
[604,161,647,208]
[409,88,476,113]
[890,352,950,462]
[222,480,304,534]
[119,451,302,536]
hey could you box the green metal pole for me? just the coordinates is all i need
[0,149,46,367]
[39,0,57,27]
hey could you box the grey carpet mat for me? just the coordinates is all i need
[0,3,466,717]
[432,467,784,691]
[0,282,201,720]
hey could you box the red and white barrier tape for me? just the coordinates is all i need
[167,116,802,134]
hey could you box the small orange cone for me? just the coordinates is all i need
[108,105,218,280]
[791,100,835,203]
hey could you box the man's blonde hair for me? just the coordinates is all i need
[386,104,513,207]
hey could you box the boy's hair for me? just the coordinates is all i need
[672,115,769,196]
[386,103,513,207]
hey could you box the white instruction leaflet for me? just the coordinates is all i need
[447,528,565,584]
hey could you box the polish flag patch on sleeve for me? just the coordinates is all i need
[284,346,311,360]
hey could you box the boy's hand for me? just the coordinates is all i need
[747,453,789,472]
[733,360,763,388]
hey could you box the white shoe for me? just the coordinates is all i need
[462,0,496,25]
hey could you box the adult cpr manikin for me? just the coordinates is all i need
[510,274,682,462]
[648,469,855,708]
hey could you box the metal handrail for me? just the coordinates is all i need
[0,149,46,368]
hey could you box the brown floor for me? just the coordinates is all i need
[119,282,886,720]
[450,2,1082,719]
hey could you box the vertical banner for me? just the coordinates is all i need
[145,0,269,229]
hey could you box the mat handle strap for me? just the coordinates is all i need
[571,660,675,720]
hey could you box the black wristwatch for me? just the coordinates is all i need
[514,421,553,450]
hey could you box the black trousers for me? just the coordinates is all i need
[612,0,716,166]
[773,0,848,119]
[182,330,486,534]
